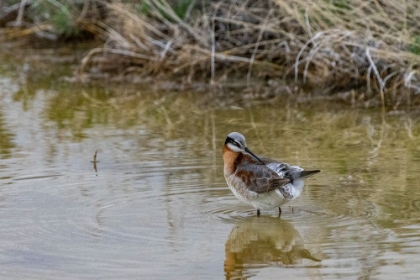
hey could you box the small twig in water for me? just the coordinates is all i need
[93,150,98,173]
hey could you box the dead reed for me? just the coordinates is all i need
[79,0,420,106]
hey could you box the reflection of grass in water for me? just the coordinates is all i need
[0,112,15,158]
[28,64,417,177]
[44,87,116,140]
[15,77,420,229]
[44,83,420,156]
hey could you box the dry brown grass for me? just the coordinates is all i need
[79,0,420,106]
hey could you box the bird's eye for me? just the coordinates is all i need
[233,141,241,147]
[225,137,242,148]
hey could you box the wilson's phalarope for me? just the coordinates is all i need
[223,132,319,216]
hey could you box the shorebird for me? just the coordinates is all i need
[223,132,319,216]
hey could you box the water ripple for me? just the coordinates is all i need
[199,190,381,229]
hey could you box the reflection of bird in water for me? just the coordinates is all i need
[224,216,321,279]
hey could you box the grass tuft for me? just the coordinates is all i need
[5,0,420,106]
[79,0,420,106]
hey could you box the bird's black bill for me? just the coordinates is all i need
[244,147,265,165]
[300,170,320,178]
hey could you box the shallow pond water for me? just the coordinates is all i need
[1,50,420,279]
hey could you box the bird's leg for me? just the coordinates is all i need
[279,207,282,216]
[257,209,261,216]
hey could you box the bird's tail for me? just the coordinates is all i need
[300,170,320,178]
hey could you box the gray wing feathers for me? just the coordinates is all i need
[265,162,291,177]
[266,161,318,180]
